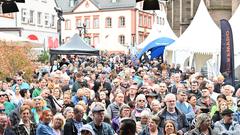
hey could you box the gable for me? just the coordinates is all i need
[73,0,99,12]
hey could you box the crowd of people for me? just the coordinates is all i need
[0,54,240,135]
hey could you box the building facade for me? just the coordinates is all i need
[0,0,59,49]
[58,0,163,48]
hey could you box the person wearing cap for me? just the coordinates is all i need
[145,91,158,108]
[176,89,195,122]
[63,105,87,135]
[213,108,240,135]
[88,103,114,135]
[79,124,95,135]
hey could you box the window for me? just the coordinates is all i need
[37,12,42,26]
[85,37,91,45]
[139,14,143,26]
[139,34,143,43]
[84,18,90,28]
[44,13,49,27]
[93,17,99,28]
[119,16,125,27]
[51,15,56,28]
[76,18,82,28]
[119,35,125,45]
[65,20,71,30]
[148,16,151,28]
[21,8,28,23]
[29,10,34,24]
[144,15,147,26]
[105,17,112,28]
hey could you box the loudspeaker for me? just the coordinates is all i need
[143,0,160,10]
[2,1,19,13]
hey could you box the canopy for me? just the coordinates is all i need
[95,35,128,53]
[164,0,221,72]
[229,4,240,68]
[137,37,175,59]
[137,9,177,50]
[50,34,99,55]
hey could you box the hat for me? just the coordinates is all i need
[92,103,105,113]
[221,109,234,116]
[146,92,158,98]
[80,124,95,135]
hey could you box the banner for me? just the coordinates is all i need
[220,19,235,86]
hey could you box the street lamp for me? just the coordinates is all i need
[54,7,65,45]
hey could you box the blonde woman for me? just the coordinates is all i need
[51,113,65,135]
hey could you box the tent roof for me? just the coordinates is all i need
[50,34,99,55]
[229,4,240,54]
[95,35,128,53]
[137,7,177,49]
[165,0,221,55]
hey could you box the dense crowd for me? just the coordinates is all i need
[0,54,240,135]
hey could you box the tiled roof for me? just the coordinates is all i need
[55,0,76,12]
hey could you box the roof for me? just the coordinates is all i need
[50,34,99,55]
[56,0,136,12]
[165,0,221,54]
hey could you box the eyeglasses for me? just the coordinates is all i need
[166,100,176,103]
[138,100,145,102]
[17,79,22,81]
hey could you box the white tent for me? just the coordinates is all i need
[95,35,128,53]
[137,6,177,49]
[229,4,240,79]
[165,0,221,74]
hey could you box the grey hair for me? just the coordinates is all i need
[195,113,211,128]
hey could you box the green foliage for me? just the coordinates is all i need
[37,51,49,64]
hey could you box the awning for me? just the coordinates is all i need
[28,34,38,40]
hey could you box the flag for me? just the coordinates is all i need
[220,19,235,86]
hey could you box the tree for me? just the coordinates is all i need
[0,41,35,81]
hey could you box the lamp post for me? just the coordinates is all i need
[54,7,64,46]
[77,23,86,38]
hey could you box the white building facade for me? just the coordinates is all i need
[0,0,59,49]
[59,0,159,50]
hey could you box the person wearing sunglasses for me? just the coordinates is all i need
[11,76,30,93]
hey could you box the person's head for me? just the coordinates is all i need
[135,94,146,108]
[216,94,227,105]
[40,88,51,99]
[221,85,235,96]
[159,82,168,93]
[148,115,160,131]
[187,94,197,107]
[128,85,138,95]
[0,92,7,103]
[218,100,228,113]
[19,89,31,99]
[77,89,85,98]
[0,114,9,131]
[221,109,234,124]
[99,91,106,100]
[140,110,150,125]
[119,104,131,118]
[80,124,95,135]
[226,96,234,109]
[16,76,23,85]
[217,75,224,84]
[40,110,53,124]
[73,105,84,122]
[119,118,136,135]
[201,88,210,98]
[63,107,74,119]
[33,96,45,109]
[52,87,62,99]
[150,99,160,113]
[63,91,71,104]
[114,92,124,105]
[195,113,211,130]
[191,80,199,91]
[20,105,31,122]
[92,103,105,125]
[165,93,176,110]
[52,113,65,130]
[163,120,177,135]
[177,90,187,102]
[206,82,214,93]
[39,78,47,88]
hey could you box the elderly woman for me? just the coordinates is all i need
[136,110,151,134]
[13,105,37,135]
[187,113,214,135]
[131,94,150,121]
[63,107,74,120]
[51,113,65,135]
[139,115,162,135]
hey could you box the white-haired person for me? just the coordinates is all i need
[136,109,151,134]
[131,94,150,122]
[79,124,95,135]
[51,113,65,135]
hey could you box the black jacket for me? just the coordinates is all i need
[63,118,87,135]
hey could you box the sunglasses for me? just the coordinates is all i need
[81,130,90,134]
[0,95,6,97]
[0,109,5,113]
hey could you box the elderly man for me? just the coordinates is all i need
[64,105,87,135]
[213,109,240,135]
[158,93,189,135]
[107,92,125,120]
[89,103,114,135]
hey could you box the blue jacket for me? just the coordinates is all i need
[89,121,114,135]
[36,122,55,135]
[139,127,163,135]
